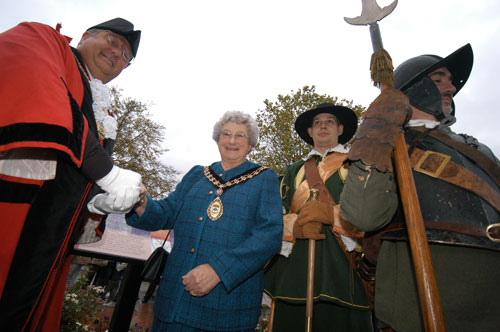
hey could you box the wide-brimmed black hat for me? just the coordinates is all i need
[295,103,358,145]
[394,44,473,96]
[87,18,141,59]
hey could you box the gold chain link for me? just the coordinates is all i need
[203,166,267,189]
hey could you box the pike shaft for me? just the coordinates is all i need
[369,22,384,52]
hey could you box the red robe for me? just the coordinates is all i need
[0,22,106,331]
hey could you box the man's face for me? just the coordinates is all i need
[428,67,457,117]
[77,30,132,83]
[307,113,343,150]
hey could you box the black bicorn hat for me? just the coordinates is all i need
[294,103,358,145]
[87,18,141,59]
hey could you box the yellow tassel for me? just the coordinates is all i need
[370,48,394,88]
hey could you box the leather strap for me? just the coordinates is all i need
[410,147,500,214]
[304,157,335,204]
[290,153,346,213]
[411,127,500,189]
[304,157,364,238]
[383,221,500,240]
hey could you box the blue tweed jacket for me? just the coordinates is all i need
[127,160,283,331]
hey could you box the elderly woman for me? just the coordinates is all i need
[128,111,283,331]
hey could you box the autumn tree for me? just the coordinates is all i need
[110,88,178,199]
[250,85,365,174]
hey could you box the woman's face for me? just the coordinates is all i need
[217,122,252,169]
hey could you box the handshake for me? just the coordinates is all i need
[87,166,143,215]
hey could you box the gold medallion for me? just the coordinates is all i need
[203,165,268,221]
[207,196,223,221]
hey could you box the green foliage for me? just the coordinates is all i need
[61,265,151,331]
[61,269,105,332]
[250,85,365,174]
[110,88,179,199]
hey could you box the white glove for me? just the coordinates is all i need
[88,191,138,215]
[87,166,142,215]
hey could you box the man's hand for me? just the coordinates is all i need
[87,190,139,214]
[87,166,142,215]
[296,200,334,226]
[291,200,335,240]
[347,86,412,172]
[293,220,325,240]
[182,264,221,297]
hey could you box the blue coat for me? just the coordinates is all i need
[127,160,283,331]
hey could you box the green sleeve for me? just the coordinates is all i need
[280,165,296,214]
[279,159,307,214]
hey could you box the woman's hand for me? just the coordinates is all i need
[182,264,221,297]
[133,184,148,217]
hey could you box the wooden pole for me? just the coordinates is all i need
[393,131,445,331]
[305,239,315,332]
[344,0,446,327]
[267,299,276,332]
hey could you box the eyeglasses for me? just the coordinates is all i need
[106,31,133,65]
[221,131,248,142]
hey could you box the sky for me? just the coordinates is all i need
[2,0,499,179]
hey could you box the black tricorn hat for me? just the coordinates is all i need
[295,103,358,145]
[87,18,141,59]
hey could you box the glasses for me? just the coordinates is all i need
[106,31,133,65]
[221,131,248,142]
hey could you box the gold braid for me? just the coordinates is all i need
[74,55,90,82]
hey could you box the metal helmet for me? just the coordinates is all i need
[394,44,473,117]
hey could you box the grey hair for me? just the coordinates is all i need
[86,28,103,35]
[77,28,103,47]
[212,111,259,147]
